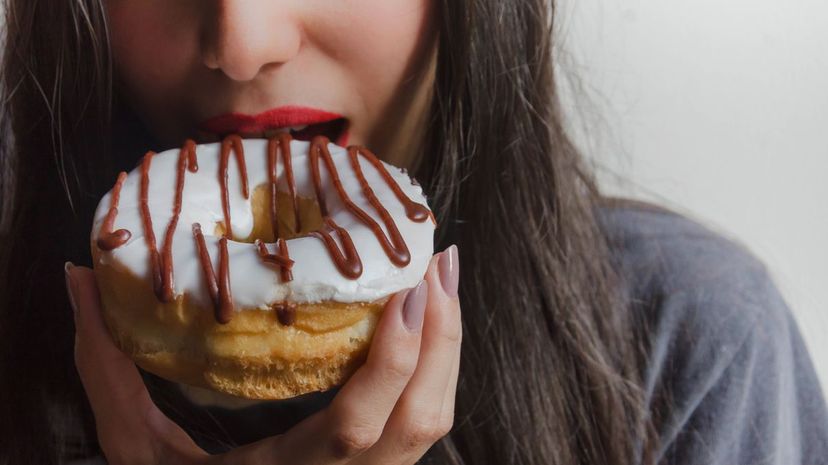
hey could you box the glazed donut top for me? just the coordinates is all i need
[92,135,435,323]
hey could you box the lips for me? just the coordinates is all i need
[198,106,349,146]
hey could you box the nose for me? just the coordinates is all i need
[201,1,302,82]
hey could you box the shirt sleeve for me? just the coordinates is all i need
[641,250,828,465]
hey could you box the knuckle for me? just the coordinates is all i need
[437,416,455,437]
[401,417,447,449]
[437,317,462,345]
[330,425,381,459]
[381,350,416,380]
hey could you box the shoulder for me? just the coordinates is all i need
[596,197,787,371]
[597,199,782,339]
[597,199,828,463]
[596,198,792,375]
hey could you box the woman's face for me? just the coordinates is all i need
[107,0,436,166]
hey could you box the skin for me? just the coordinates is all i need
[107,0,437,167]
[68,249,460,464]
[67,1,461,464]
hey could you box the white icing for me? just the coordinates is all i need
[92,139,435,308]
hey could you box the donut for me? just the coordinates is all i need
[91,134,435,400]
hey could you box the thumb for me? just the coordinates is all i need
[66,263,207,464]
[67,262,154,422]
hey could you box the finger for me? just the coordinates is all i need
[353,245,462,464]
[67,263,206,464]
[439,327,462,429]
[213,280,429,465]
[438,246,462,428]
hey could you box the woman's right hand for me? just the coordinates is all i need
[65,245,461,465]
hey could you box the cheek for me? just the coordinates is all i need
[314,0,435,145]
[108,2,201,134]
[314,1,434,121]
[106,0,434,149]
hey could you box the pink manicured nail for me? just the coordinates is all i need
[64,261,78,315]
[403,280,428,332]
[439,245,459,299]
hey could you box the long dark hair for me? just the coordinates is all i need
[0,1,655,464]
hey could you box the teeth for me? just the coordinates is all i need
[289,125,308,132]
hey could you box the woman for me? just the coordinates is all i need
[1,1,825,464]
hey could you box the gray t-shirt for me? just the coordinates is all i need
[598,202,828,464]
[68,204,828,464]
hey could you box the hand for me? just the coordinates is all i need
[65,245,461,465]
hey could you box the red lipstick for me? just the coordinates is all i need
[198,106,349,145]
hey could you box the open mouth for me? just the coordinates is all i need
[197,107,351,147]
[199,118,349,147]
[263,118,349,146]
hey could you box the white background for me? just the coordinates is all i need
[557,0,828,389]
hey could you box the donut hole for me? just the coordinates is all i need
[214,184,325,243]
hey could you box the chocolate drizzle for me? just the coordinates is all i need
[157,141,198,301]
[139,152,164,298]
[305,138,365,276]
[272,302,297,326]
[99,134,431,325]
[255,239,294,282]
[308,137,420,270]
[192,221,233,323]
[219,135,250,239]
[97,171,132,250]
[137,142,200,302]
[217,237,234,324]
[309,218,363,278]
[349,145,431,223]
[346,145,415,265]
[184,139,199,173]
[192,223,219,305]
[267,134,301,237]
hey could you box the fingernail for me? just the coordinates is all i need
[403,280,428,332]
[64,261,78,315]
[439,245,459,299]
